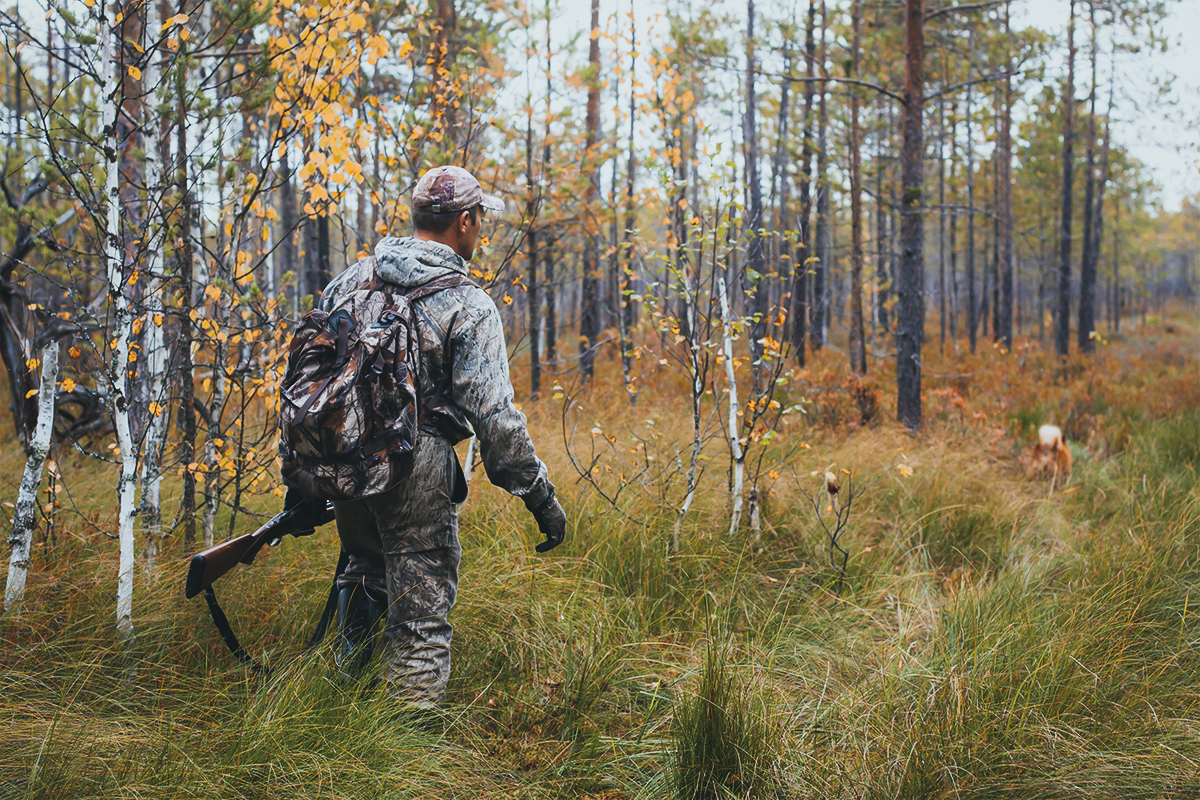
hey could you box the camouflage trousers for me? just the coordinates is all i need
[333,432,462,705]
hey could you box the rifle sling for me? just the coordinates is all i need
[203,587,269,675]
[201,549,347,673]
[307,549,350,649]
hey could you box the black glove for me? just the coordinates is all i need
[528,491,566,553]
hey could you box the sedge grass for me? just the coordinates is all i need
[1,324,1198,798]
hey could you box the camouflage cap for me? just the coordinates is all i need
[412,166,505,214]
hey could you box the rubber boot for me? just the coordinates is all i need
[335,583,385,680]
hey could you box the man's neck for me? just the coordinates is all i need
[413,231,459,255]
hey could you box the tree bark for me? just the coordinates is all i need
[847,0,867,374]
[896,0,925,431]
[175,62,198,546]
[965,75,977,353]
[138,0,168,567]
[998,0,1015,348]
[789,0,818,364]
[875,127,888,335]
[1078,0,1099,354]
[948,98,959,342]
[101,7,138,640]
[1057,0,1077,357]
[4,341,59,614]
[578,0,601,379]
[1111,200,1120,332]
[811,0,830,350]
[744,0,766,370]
[938,94,947,353]
[620,16,638,404]
[718,274,743,534]
[526,68,540,399]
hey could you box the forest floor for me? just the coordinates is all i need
[1,306,1198,799]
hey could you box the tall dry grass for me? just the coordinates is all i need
[1,314,1198,799]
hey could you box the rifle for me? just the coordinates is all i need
[186,500,337,671]
[185,501,335,599]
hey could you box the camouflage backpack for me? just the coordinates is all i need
[278,259,473,500]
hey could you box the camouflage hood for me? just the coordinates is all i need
[373,237,468,289]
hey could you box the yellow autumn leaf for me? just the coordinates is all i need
[161,13,188,30]
[61,378,76,392]
[25,389,37,399]
[128,65,142,81]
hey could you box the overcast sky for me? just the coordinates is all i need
[537,0,1198,212]
[1012,0,1198,211]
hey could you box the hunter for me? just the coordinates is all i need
[315,165,566,706]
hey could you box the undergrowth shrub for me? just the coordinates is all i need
[671,638,779,800]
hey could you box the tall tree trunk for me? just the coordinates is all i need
[1111,200,1120,332]
[938,94,947,353]
[875,129,888,334]
[966,75,977,353]
[998,1,1015,349]
[744,0,766,369]
[990,110,1000,342]
[896,0,925,431]
[279,147,298,309]
[578,0,601,379]
[771,33,793,351]
[948,98,959,343]
[543,3,556,368]
[526,53,540,399]
[1057,0,1077,356]
[718,274,743,534]
[175,59,198,546]
[847,0,866,374]
[790,0,818,364]
[138,0,169,568]
[811,0,830,350]
[545,236,557,366]
[317,212,331,296]
[620,16,638,404]
[102,8,138,640]
[1078,0,1099,354]
[431,0,459,145]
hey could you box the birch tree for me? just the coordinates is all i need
[99,0,139,639]
[4,341,59,614]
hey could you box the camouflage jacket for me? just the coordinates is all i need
[319,236,554,510]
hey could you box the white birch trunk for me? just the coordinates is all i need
[5,341,60,614]
[139,283,166,568]
[718,276,744,535]
[100,6,138,639]
[673,272,703,553]
[138,0,167,569]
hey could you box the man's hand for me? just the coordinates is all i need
[529,492,566,553]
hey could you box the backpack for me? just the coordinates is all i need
[278,258,474,500]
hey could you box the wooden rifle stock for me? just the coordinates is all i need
[185,501,335,599]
